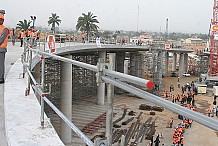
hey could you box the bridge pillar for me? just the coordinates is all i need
[116,52,125,73]
[97,51,106,105]
[129,52,142,77]
[172,53,177,72]
[179,53,185,77]
[184,53,188,73]
[60,55,72,144]
[165,52,169,76]
[124,60,129,74]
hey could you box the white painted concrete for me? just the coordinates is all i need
[60,55,72,143]
[4,59,64,146]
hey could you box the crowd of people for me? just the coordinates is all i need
[162,80,198,145]
[9,26,39,47]
[17,27,39,47]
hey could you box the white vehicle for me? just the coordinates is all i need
[183,72,191,77]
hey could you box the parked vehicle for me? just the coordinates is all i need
[171,72,177,77]
[183,72,191,77]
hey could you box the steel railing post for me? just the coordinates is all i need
[40,55,45,128]
[106,53,115,146]
[120,135,125,146]
[22,38,27,78]
[25,47,32,96]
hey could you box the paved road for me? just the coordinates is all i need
[0,43,23,146]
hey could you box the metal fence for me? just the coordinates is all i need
[21,37,218,146]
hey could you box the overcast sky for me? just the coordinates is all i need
[2,0,213,33]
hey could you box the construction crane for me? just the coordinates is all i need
[209,0,218,76]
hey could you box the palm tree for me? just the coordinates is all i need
[16,19,31,30]
[76,12,99,41]
[48,13,61,34]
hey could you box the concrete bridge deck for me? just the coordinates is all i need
[0,44,64,146]
[0,42,196,146]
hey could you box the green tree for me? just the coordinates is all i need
[16,19,31,30]
[76,12,99,41]
[48,13,61,34]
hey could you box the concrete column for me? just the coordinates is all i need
[184,53,188,73]
[179,53,185,77]
[165,52,169,77]
[172,53,177,72]
[116,52,125,73]
[124,60,129,74]
[115,52,125,94]
[97,51,106,105]
[129,52,136,76]
[156,51,163,86]
[60,55,72,144]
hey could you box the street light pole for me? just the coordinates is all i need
[30,16,37,29]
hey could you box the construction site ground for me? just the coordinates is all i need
[157,76,218,146]
[58,75,218,146]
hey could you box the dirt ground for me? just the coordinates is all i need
[112,75,218,146]
[62,74,218,146]
[157,75,218,146]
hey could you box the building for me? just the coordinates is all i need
[185,38,203,45]
[183,38,206,52]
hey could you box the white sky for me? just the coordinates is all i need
[2,0,213,33]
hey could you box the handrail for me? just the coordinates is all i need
[27,67,94,146]
[22,37,218,146]
[32,49,98,72]
[30,49,154,89]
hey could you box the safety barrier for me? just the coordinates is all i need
[21,37,218,146]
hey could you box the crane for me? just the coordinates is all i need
[209,0,218,76]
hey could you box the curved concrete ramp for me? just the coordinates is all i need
[4,59,64,146]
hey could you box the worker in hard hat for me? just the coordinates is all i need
[0,13,10,84]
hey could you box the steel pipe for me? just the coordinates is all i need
[43,96,94,146]
[31,49,97,72]
[26,68,38,85]
[103,69,154,89]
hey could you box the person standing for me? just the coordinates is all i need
[207,107,211,117]
[19,29,25,47]
[30,29,38,47]
[0,14,10,84]
[212,107,215,117]
[178,82,180,88]
[81,32,86,43]
[11,28,16,45]
[216,106,218,117]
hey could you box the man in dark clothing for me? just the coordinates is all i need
[154,134,160,146]
[216,106,218,117]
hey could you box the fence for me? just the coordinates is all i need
[21,37,218,146]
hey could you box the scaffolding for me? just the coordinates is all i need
[72,52,98,101]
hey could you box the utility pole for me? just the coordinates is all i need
[137,5,139,32]
[30,15,37,29]
[166,18,168,41]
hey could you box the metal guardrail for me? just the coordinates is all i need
[21,37,218,146]
[22,38,154,146]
